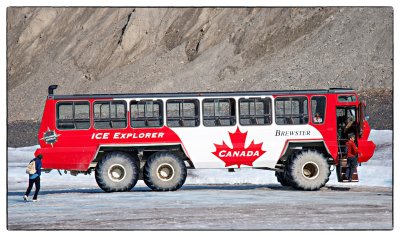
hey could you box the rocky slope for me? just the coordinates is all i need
[7,7,393,146]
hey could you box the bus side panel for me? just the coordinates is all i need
[172,124,325,169]
[36,125,185,171]
[35,146,97,170]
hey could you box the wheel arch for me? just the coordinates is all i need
[275,140,335,169]
[89,144,194,170]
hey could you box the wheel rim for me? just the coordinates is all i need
[107,164,126,182]
[301,162,320,180]
[156,163,175,181]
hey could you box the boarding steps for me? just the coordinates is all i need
[336,140,359,182]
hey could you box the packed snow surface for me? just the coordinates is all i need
[7,130,393,230]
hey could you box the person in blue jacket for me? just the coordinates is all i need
[23,154,43,202]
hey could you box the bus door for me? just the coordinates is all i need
[336,105,358,182]
[336,106,357,141]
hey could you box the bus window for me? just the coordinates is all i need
[203,98,236,126]
[56,101,90,130]
[94,101,127,129]
[275,97,309,125]
[166,99,200,127]
[131,100,163,128]
[338,95,356,102]
[239,98,272,125]
[311,96,326,124]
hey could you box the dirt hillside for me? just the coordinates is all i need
[7,7,393,147]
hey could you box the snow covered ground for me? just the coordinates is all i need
[6,130,393,230]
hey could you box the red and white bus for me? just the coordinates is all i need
[35,85,376,191]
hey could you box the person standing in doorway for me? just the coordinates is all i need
[345,134,358,182]
[23,154,43,202]
[343,116,355,138]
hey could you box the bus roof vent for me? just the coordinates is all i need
[48,85,58,96]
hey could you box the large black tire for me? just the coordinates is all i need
[95,152,139,192]
[143,152,187,191]
[275,171,292,187]
[286,150,330,191]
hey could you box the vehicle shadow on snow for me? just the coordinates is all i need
[7,184,352,198]
[178,184,352,192]
[134,184,352,192]
[8,184,289,196]
[181,184,289,191]
[8,188,103,197]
